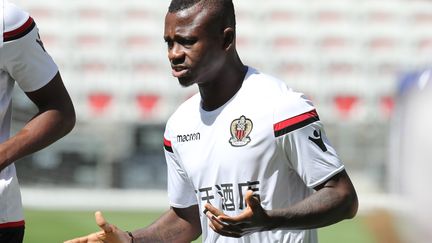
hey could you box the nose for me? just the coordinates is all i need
[168,43,185,65]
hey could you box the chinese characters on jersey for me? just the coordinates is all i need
[196,180,260,211]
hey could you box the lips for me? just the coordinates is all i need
[171,66,189,78]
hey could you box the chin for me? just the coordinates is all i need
[178,77,196,87]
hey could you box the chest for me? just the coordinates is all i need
[172,108,277,182]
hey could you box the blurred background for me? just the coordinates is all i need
[8,0,432,242]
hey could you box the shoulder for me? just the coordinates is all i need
[3,2,30,32]
[246,67,316,124]
[245,67,315,120]
[244,67,288,96]
[166,92,201,131]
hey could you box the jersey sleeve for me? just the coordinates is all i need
[3,24,58,92]
[274,89,344,188]
[164,122,198,208]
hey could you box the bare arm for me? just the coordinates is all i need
[64,206,201,243]
[267,169,358,229]
[205,170,358,237]
[0,72,75,171]
[132,205,201,243]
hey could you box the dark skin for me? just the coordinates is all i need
[64,3,358,243]
[164,2,247,111]
[204,170,358,238]
[0,72,75,172]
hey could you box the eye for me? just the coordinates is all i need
[165,39,174,49]
[178,38,197,47]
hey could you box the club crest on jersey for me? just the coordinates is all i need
[229,115,253,147]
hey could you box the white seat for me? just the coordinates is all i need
[117,0,168,24]
[309,0,358,26]
[261,1,308,26]
[358,0,406,27]
[263,22,314,56]
[116,22,165,53]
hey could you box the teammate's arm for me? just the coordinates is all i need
[205,169,358,237]
[64,205,202,243]
[0,72,75,171]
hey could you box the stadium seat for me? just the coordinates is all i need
[407,1,432,25]
[118,51,169,83]
[359,0,406,27]
[261,1,307,25]
[118,0,168,22]
[333,95,360,119]
[380,95,395,118]
[67,0,115,22]
[272,52,318,86]
[233,0,265,24]
[12,0,428,126]
[136,94,160,117]
[264,22,313,57]
[316,53,366,95]
[88,92,113,115]
[309,0,356,26]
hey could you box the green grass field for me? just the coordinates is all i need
[23,209,376,243]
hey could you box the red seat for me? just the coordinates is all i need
[88,93,112,114]
[380,96,394,118]
[334,95,359,119]
[136,94,160,116]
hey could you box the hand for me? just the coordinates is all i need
[64,211,131,243]
[204,190,272,238]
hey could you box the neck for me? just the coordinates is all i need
[199,56,247,111]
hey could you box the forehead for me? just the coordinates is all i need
[164,5,214,36]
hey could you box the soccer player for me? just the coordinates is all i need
[0,1,76,242]
[65,0,358,242]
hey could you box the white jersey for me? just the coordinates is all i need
[0,0,58,228]
[163,67,344,243]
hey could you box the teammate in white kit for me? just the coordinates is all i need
[0,1,75,242]
[65,1,358,242]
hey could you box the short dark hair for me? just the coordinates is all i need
[168,0,201,12]
[168,0,236,30]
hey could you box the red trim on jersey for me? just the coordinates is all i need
[164,138,172,147]
[164,138,173,153]
[0,220,25,229]
[274,109,318,131]
[3,16,35,41]
[274,109,319,137]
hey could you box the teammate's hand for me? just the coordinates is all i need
[204,190,272,238]
[64,211,131,243]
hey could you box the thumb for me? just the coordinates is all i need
[245,190,261,210]
[95,211,113,233]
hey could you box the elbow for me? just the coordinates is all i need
[65,110,76,134]
[342,188,359,220]
[61,106,76,135]
[348,195,359,219]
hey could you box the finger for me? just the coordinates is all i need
[216,230,243,238]
[211,215,231,227]
[209,221,243,238]
[219,213,248,225]
[95,211,112,233]
[63,236,86,243]
[219,191,261,224]
[204,204,233,228]
[245,190,261,209]
[208,215,243,238]
[218,205,250,224]
[204,203,224,217]
[64,235,89,243]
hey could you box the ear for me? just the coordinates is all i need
[222,27,235,51]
